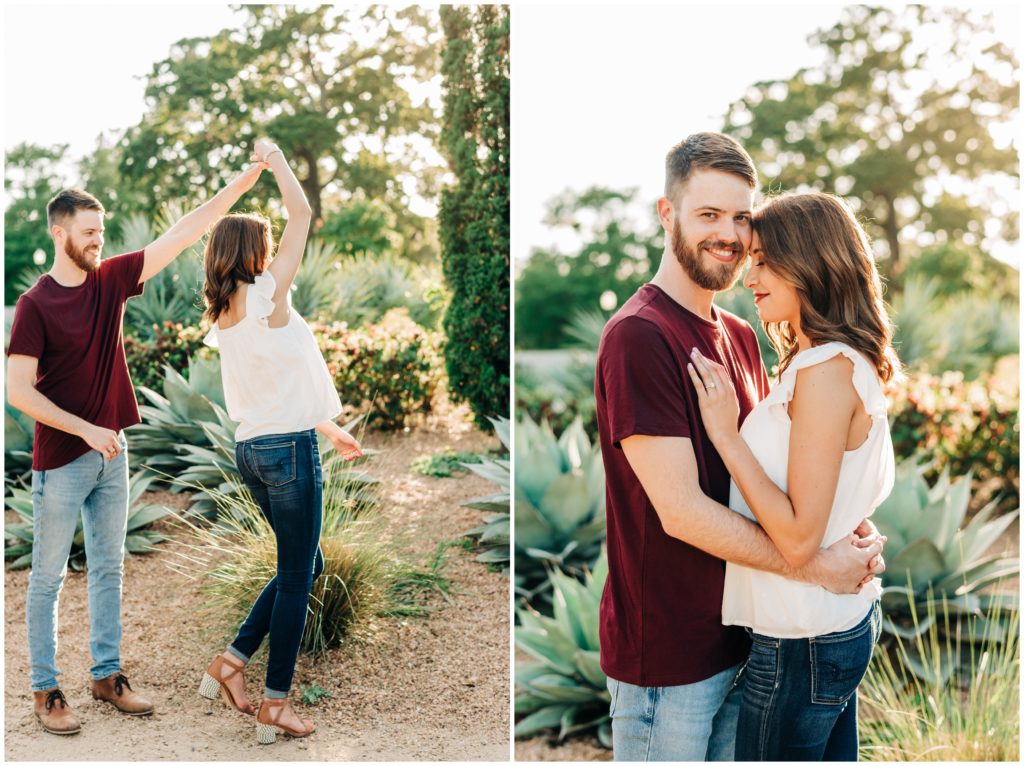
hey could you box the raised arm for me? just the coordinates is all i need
[140,161,266,283]
[252,138,313,313]
[7,355,123,460]
[688,349,862,568]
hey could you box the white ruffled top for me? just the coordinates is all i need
[721,341,895,638]
[204,271,341,442]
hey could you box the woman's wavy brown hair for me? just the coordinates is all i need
[202,213,274,323]
[752,192,900,383]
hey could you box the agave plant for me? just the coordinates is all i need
[462,417,510,573]
[872,456,1019,683]
[515,415,606,608]
[4,400,34,488]
[129,355,231,471]
[515,548,611,748]
[5,472,173,570]
[289,238,345,321]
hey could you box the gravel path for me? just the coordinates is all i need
[4,411,510,761]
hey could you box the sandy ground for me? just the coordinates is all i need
[4,410,510,761]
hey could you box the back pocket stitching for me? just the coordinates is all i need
[251,442,297,487]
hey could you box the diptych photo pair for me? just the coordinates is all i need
[2,2,1020,763]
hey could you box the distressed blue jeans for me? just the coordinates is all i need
[227,429,324,697]
[27,432,130,691]
[607,662,743,761]
[735,600,882,761]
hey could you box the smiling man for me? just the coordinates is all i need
[6,163,263,735]
[593,132,885,761]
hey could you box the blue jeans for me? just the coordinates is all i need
[27,433,130,691]
[227,429,324,697]
[735,600,882,761]
[607,663,743,761]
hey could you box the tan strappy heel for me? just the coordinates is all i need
[198,654,256,715]
[255,697,315,744]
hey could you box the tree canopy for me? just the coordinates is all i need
[515,187,659,349]
[723,5,1019,274]
[117,5,443,259]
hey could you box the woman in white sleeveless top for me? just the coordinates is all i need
[687,192,898,761]
[195,138,362,744]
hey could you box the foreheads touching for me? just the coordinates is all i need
[659,132,759,290]
[664,132,758,203]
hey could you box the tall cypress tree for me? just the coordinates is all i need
[438,5,510,428]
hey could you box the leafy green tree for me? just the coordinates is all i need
[515,187,660,349]
[723,6,1019,275]
[438,5,510,427]
[4,143,71,304]
[899,242,1018,302]
[118,6,442,261]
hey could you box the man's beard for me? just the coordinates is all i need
[671,216,744,292]
[65,236,100,273]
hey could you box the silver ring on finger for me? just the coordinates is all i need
[707,382,716,389]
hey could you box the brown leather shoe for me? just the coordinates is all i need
[33,688,81,735]
[90,673,154,716]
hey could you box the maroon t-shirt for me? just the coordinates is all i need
[7,251,146,471]
[595,283,771,686]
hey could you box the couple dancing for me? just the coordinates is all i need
[7,138,361,743]
[595,132,897,761]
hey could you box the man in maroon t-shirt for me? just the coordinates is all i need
[594,132,885,761]
[6,161,264,735]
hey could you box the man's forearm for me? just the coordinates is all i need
[663,491,801,577]
[8,385,90,439]
[661,492,877,591]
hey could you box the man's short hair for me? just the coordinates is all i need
[46,189,104,231]
[664,132,758,200]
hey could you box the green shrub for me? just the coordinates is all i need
[515,548,611,748]
[888,361,1019,509]
[438,5,510,429]
[860,594,1019,761]
[515,360,598,441]
[5,473,173,570]
[124,322,208,392]
[410,449,482,478]
[312,309,443,431]
[515,416,605,609]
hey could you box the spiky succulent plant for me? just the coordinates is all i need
[515,548,611,747]
[873,456,1019,683]
[462,417,510,573]
[515,415,605,608]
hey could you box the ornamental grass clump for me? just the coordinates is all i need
[169,470,393,656]
[860,592,1019,761]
